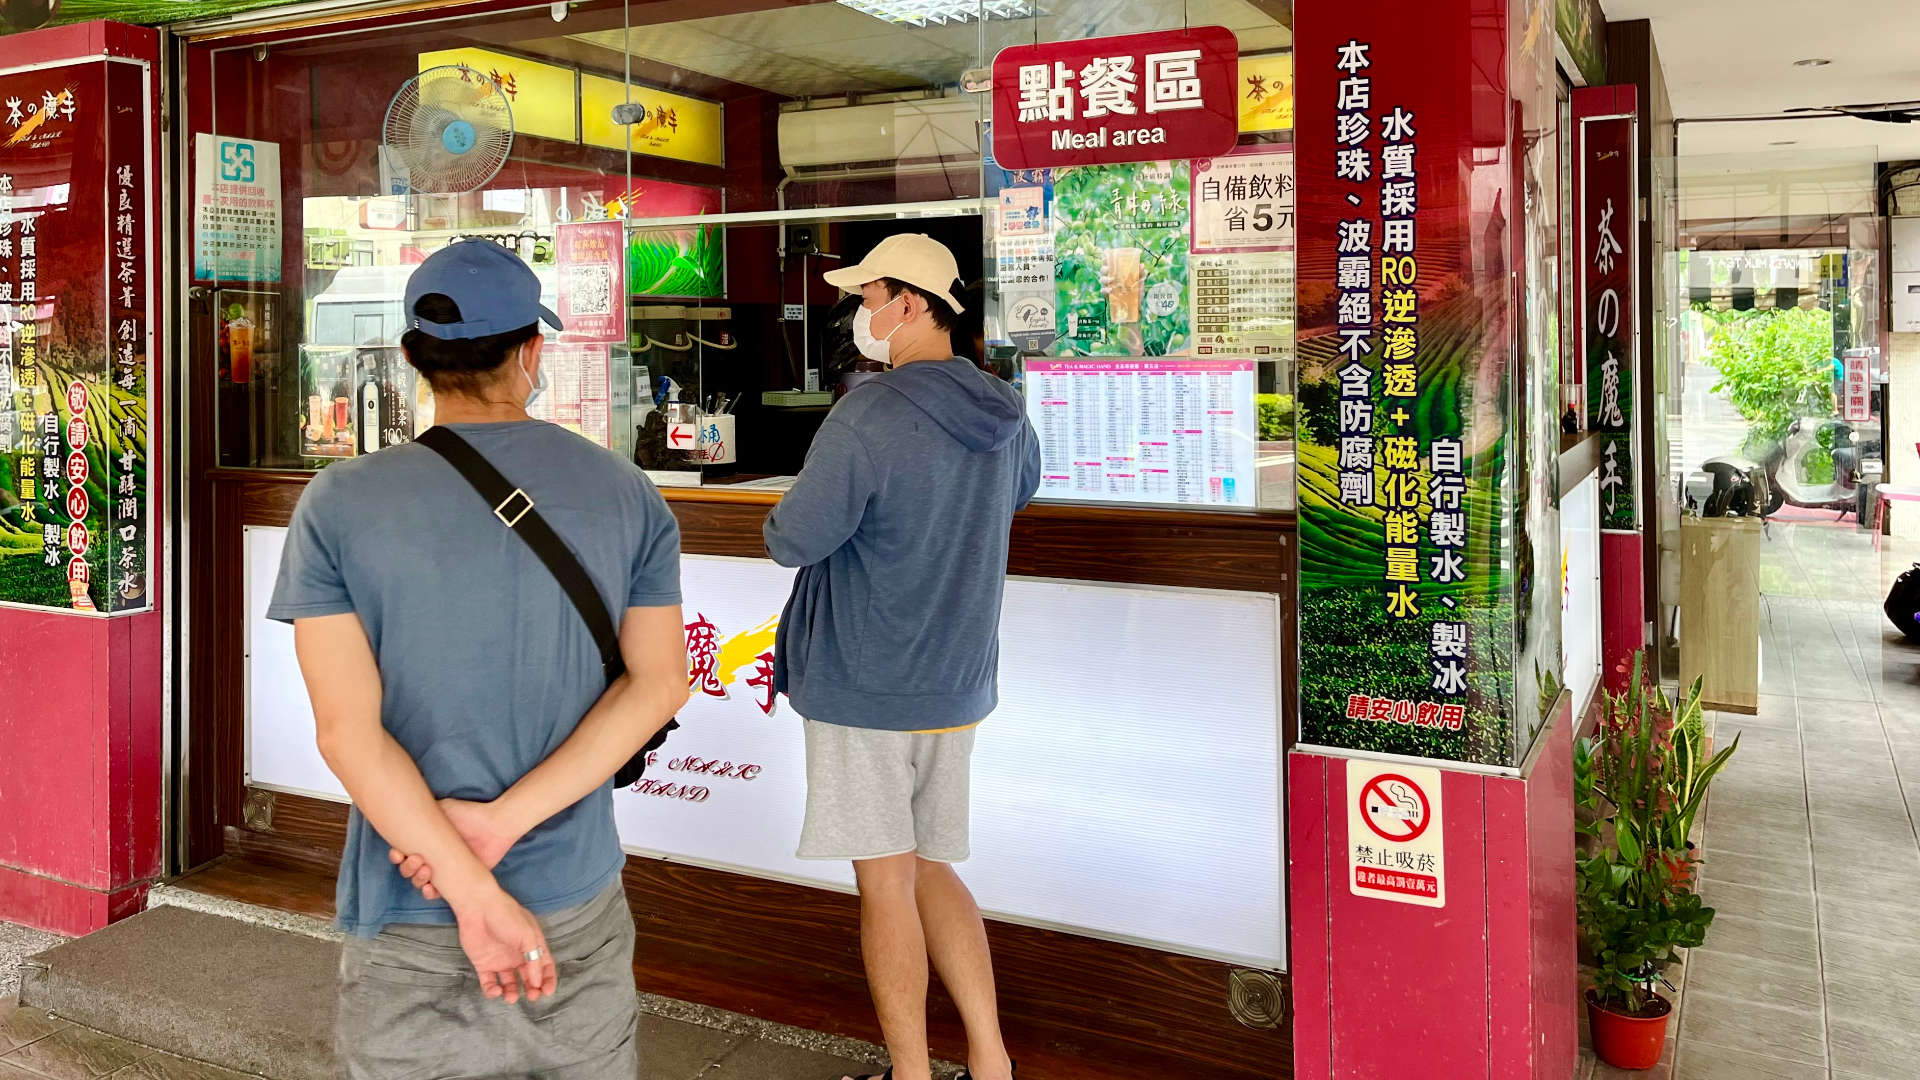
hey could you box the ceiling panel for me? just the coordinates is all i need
[571,0,1287,98]
[1602,0,1920,161]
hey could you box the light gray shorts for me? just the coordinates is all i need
[335,878,636,1080]
[797,719,978,864]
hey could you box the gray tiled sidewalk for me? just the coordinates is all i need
[1589,523,1920,1079]
[1,997,880,1080]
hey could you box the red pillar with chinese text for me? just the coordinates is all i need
[0,22,166,936]
[1287,1,1578,1076]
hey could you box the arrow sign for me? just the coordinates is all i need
[668,423,696,448]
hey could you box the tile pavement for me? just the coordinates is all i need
[1579,524,1920,1079]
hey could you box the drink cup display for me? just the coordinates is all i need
[1104,246,1144,324]
[229,318,254,383]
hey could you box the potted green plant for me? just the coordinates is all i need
[1575,654,1738,1069]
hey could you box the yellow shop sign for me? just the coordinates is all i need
[418,48,578,144]
[1239,52,1294,134]
[582,73,724,167]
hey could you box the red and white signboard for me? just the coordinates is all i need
[1842,347,1873,423]
[556,220,629,345]
[667,421,698,450]
[1347,759,1446,907]
[989,26,1240,170]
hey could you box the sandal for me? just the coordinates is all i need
[956,1062,1018,1080]
[840,1071,892,1080]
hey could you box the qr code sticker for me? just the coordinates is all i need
[566,265,613,317]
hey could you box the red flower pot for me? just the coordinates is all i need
[1587,989,1672,1070]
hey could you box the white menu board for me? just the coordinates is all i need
[1025,358,1257,506]
[528,343,612,448]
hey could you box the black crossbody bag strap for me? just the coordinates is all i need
[413,426,673,788]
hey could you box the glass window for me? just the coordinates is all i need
[200,0,1294,509]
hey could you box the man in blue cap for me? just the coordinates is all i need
[270,239,689,1077]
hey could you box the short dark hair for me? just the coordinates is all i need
[879,277,958,333]
[399,293,539,397]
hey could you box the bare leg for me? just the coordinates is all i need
[916,859,1013,1080]
[855,853,933,1080]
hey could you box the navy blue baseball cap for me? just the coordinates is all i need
[403,238,564,340]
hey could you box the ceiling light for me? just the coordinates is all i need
[1793,58,1832,67]
[1770,139,1797,145]
[836,0,1034,27]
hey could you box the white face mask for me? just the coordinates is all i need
[852,294,903,364]
[519,349,548,410]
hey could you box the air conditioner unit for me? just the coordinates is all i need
[778,96,982,170]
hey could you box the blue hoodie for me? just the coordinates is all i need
[765,357,1042,731]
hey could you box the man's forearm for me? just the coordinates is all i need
[492,671,687,839]
[321,724,501,910]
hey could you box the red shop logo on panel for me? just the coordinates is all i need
[989,27,1240,170]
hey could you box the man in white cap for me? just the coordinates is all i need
[765,233,1038,1080]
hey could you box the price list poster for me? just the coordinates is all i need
[1294,1,1560,768]
[0,56,153,614]
[1190,145,1297,364]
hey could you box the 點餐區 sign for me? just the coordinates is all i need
[990,27,1240,170]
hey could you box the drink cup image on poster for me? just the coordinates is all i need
[1051,160,1190,357]
[298,347,357,460]
[216,290,280,385]
[1347,759,1445,907]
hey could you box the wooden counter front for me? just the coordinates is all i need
[664,484,1297,593]
[207,471,1297,595]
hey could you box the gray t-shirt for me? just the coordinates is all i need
[267,421,681,936]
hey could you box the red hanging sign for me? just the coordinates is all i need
[990,27,1240,170]
[1842,348,1872,422]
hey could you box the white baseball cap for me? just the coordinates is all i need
[823,233,966,313]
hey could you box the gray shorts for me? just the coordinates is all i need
[335,879,636,1080]
[797,719,977,864]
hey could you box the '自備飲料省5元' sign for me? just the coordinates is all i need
[989,27,1240,171]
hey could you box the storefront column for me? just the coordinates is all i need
[1287,0,1577,1076]
[0,21,166,936]
[1573,85,1647,694]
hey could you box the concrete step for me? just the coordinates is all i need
[18,905,336,1080]
[13,893,913,1080]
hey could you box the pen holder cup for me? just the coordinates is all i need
[698,412,737,465]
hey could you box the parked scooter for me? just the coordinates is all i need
[1703,417,1881,521]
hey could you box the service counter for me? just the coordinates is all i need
[195,466,1298,1080]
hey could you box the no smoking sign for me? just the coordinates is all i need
[1347,760,1446,908]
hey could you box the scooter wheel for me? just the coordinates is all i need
[1764,486,1785,516]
